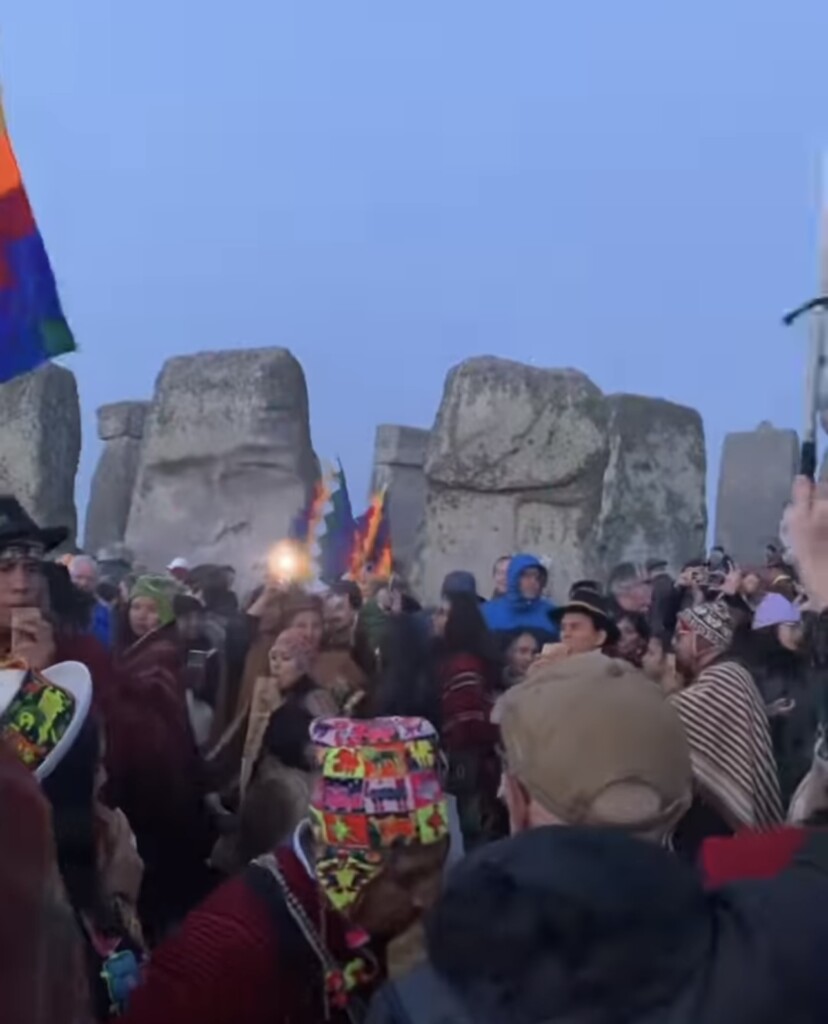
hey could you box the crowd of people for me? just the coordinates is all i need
[5,477,828,1022]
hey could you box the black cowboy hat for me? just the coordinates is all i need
[549,587,620,645]
[0,496,68,552]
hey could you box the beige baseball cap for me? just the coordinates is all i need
[494,652,692,836]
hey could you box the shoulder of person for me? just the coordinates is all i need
[122,875,280,1024]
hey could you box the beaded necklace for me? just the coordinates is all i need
[253,852,377,1022]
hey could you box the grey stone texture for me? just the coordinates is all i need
[84,402,150,555]
[124,348,319,590]
[371,425,429,574]
[715,422,799,564]
[596,394,707,572]
[411,357,707,601]
[0,364,80,546]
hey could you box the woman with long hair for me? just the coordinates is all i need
[434,591,503,847]
[104,576,214,942]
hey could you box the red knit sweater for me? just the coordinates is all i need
[122,846,380,1024]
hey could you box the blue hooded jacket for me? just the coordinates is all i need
[90,600,113,649]
[482,553,558,644]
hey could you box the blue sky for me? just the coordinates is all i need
[4,2,827,528]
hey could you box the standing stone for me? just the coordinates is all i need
[0,364,80,544]
[125,348,318,589]
[371,425,429,575]
[84,402,149,555]
[412,357,610,602]
[715,422,799,564]
[595,395,707,571]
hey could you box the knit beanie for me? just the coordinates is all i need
[129,575,182,628]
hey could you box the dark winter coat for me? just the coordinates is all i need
[368,825,828,1024]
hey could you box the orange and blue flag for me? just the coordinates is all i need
[351,486,393,577]
[0,98,75,382]
[318,460,358,583]
[289,477,330,546]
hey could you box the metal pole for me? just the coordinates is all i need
[783,155,828,480]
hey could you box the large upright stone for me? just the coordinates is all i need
[0,364,80,544]
[595,394,707,570]
[125,349,318,587]
[715,422,799,564]
[84,401,149,555]
[371,425,429,574]
[413,357,610,601]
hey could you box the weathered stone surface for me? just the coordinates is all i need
[715,422,799,564]
[125,348,318,588]
[371,425,429,574]
[84,402,150,555]
[595,395,707,571]
[97,401,148,441]
[0,364,80,545]
[412,358,710,602]
[412,357,611,601]
[426,358,608,492]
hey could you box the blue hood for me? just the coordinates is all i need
[482,553,557,641]
[506,553,548,609]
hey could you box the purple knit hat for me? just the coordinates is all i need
[753,593,801,631]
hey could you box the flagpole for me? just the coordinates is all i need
[783,153,828,480]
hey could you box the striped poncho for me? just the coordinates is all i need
[670,659,784,830]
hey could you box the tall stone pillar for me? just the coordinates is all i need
[84,402,149,555]
[371,425,429,575]
[715,422,799,563]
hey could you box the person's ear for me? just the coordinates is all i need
[597,629,608,648]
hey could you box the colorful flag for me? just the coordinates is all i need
[288,476,330,546]
[0,99,75,383]
[351,486,393,578]
[318,459,358,583]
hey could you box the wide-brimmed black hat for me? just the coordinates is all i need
[549,587,620,644]
[0,496,68,553]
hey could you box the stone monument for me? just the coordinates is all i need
[371,425,429,574]
[0,364,80,546]
[125,348,319,588]
[84,401,149,556]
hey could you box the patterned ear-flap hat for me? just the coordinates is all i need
[309,716,449,912]
[677,601,734,654]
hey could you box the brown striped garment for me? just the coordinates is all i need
[670,659,783,830]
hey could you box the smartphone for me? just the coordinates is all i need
[187,650,209,671]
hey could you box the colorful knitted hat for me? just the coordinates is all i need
[309,716,448,912]
[677,601,734,653]
[129,574,183,628]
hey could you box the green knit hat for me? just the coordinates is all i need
[129,574,183,628]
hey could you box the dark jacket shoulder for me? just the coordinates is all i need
[366,964,471,1024]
